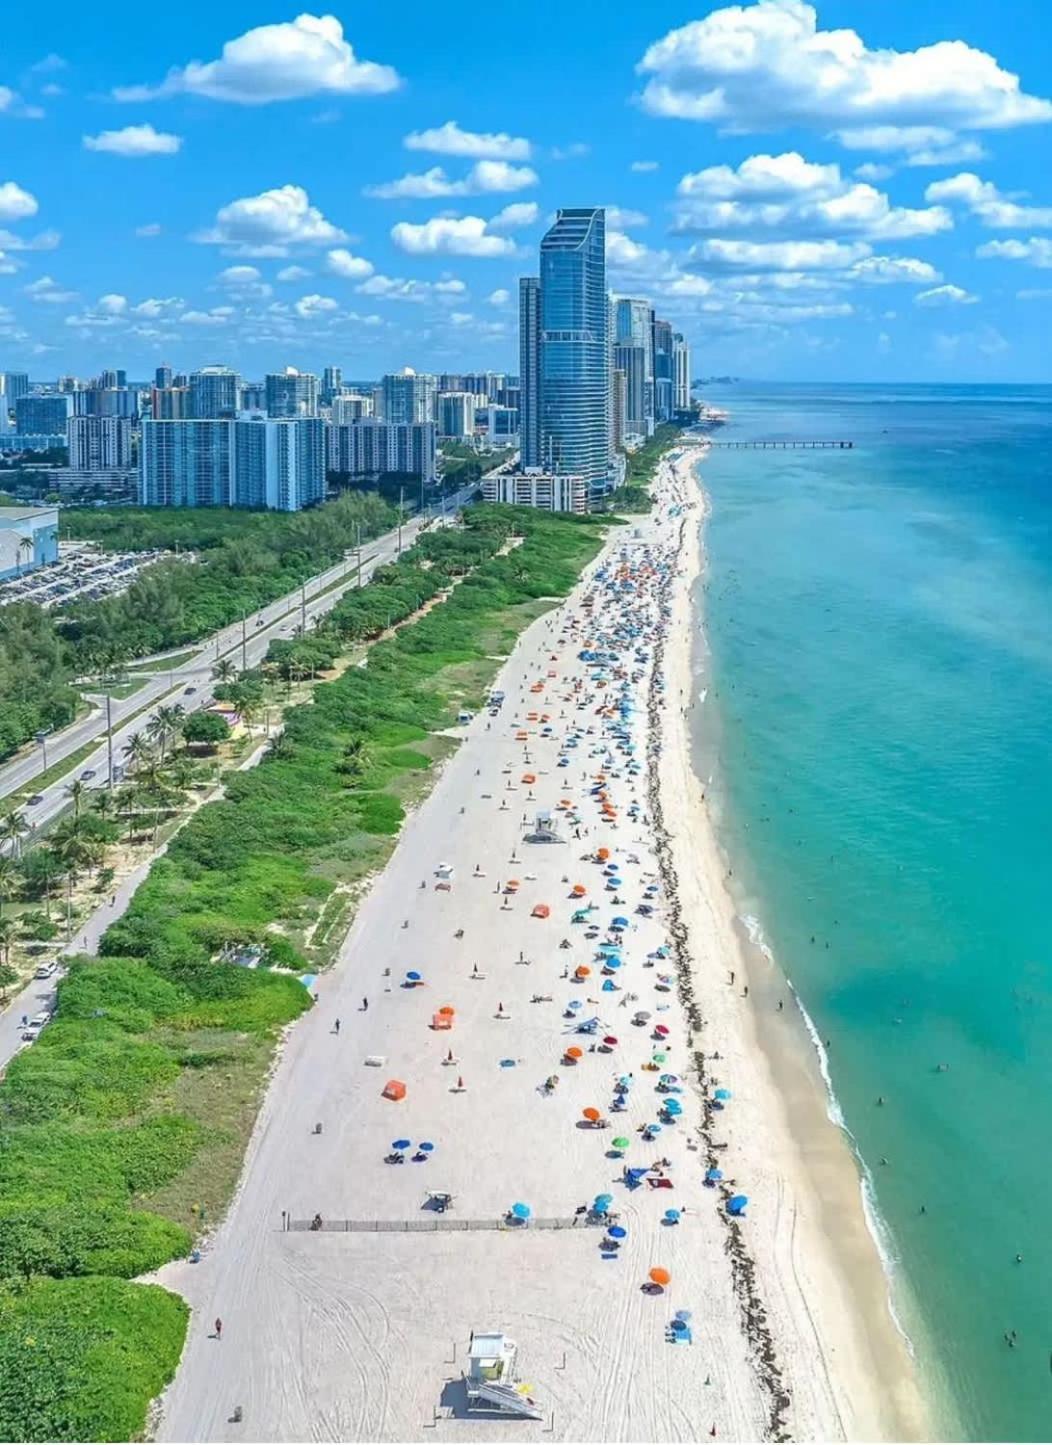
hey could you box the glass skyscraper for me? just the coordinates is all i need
[538,207,610,484]
[518,277,541,467]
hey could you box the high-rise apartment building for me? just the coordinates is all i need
[612,343,648,440]
[266,367,319,418]
[3,373,30,407]
[437,392,476,439]
[155,365,173,390]
[189,366,240,419]
[673,333,691,412]
[518,277,542,468]
[321,366,342,405]
[614,298,655,435]
[381,368,435,424]
[538,207,610,485]
[68,415,133,471]
[652,317,674,423]
[611,367,627,452]
[328,419,436,481]
[141,417,324,510]
[15,393,72,434]
[152,386,189,420]
[330,392,373,425]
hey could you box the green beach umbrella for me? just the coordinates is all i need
[612,1136,630,1150]
[652,1051,668,1065]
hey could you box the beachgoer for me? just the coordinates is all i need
[215,1318,223,1340]
[362,997,368,1012]
[334,1019,340,1035]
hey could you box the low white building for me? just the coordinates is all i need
[480,468,588,514]
[0,505,59,582]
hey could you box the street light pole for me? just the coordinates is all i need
[301,582,307,633]
[105,693,114,790]
[398,485,404,555]
[356,523,362,588]
[241,613,247,671]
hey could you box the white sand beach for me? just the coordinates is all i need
[154,451,927,1443]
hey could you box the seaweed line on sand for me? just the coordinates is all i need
[645,510,793,1444]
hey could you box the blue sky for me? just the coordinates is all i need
[2,0,1051,381]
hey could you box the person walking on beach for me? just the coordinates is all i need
[214,1318,223,1340]
[333,1018,340,1035]
[362,997,368,1012]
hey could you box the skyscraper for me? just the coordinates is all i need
[612,342,648,439]
[15,394,72,434]
[140,420,235,507]
[673,333,691,412]
[381,368,435,424]
[141,417,323,511]
[69,416,133,471]
[234,417,326,510]
[189,366,240,419]
[652,317,674,423]
[321,366,342,405]
[265,367,319,418]
[155,365,173,390]
[538,207,610,485]
[518,277,541,468]
[614,298,655,435]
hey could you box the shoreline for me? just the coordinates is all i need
[656,448,933,1440]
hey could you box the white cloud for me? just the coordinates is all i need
[673,152,951,239]
[607,231,653,268]
[325,247,374,278]
[550,142,590,160]
[924,172,1052,228]
[849,255,940,284]
[488,201,538,231]
[915,283,978,306]
[0,87,43,119]
[98,293,128,314]
[113,14,401,104]
[404,120,531,160]
[630,160,659,173]
[854,163,893,182]
[0,181,38,222]
[433,279,467,293]
[687,238,872,272]
[180,308,230,326]
[193,184,346,255]
[135,222,162,237]
[487,288,510,305]
[276,264,310,281]
[637,1,1052,134]
[24,275,77,303]
[606,206,648,229]
[132,297,182,317]
[0,226,59,252]
[391,215,517,257]
[365,160,537,199]
[1016,287,1052,299]
[83,124,182,156]
[833,126,988,167]
[217,264,271,297]
[294,293,339,318]
[356,274,461,302]
[977,236,1052,268]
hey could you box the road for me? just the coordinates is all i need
[1,508,441,841]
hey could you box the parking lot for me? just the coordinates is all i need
[0,540,172,609]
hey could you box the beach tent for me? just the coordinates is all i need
[431,1013,453,1030]
[382,1079,407,1101]
[531,904,551,919]
[727,1195,748,1216]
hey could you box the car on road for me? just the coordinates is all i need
[184,685,197,694]
[26,793,43,806]
[34,961,58,980]
[21,1010,52,1041]
[80,768,97,781]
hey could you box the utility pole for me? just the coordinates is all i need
[356,523,362,587]
[241,612,247,671]
[300,582,307,633]
[105,693,114,790]
[35,730,49,778]
[398,485,405,555]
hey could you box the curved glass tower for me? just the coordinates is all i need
[539,207,610,485]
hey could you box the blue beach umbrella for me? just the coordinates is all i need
[603,956,622,969]
[664,1208,681,1224]
[568,999,584,1011]
[418,1141,434,1152]
[714,1088,732,1101]
[608,1224,627,1239]
[727,1195,749,1216]
[612,916,630,928]
[511,1202,531,1220]
[406,970,422,983]
[663,1099,683,1117]
[602,979,617,993]
[392,1139,411,1151]
[705,1167,724,1182]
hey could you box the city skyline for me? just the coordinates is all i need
[0,2,1050,381]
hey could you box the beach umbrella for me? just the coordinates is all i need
[649,1267,671,1287]
[659,1074,679,1085]
[612,1137,630,1150]
[663,1099,683,1117]
[612,916,629,928]
[565,1046,583,1061]
[603,957,622,970]
[583,1107,601,1123]
[608,1225,627,1240]
[727,1195,749,1216]
[651,1052,668,1066]
[645,1122,663,1135]
[705,1168,724,1182]
[575,965,591,978]
[664,1209,681,1225]
[438,1005,455,1017]
[418,1142,434,1152]
[406,971,422,982]
[654,1024,670,1038]
[674,1310,692,1323]
[567,999,583,1011]
[602,1035,618,1047]
[714,1088,732,1101]
[392,1139,411,1151]
[617,1075,632,1088]
[601,980,617,993]
[511,1202,531,1220]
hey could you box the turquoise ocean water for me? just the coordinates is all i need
[693,383,1052,1442]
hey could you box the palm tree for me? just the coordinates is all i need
[19,849,56,920]
[65,778,87,823]
[213,659,239,690]
[17,535,34,577]
[149,704,185,763]
[0,856,17,918]
[0,808,29,859]
[122,731,154,773]
[0,917,16,964]
[92,790,117,823]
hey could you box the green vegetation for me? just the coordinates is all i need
[438,441,514,491]
[0,503,608,1440]
[181,712,230,749]
[607,424,682,513]
[0,605,81,763]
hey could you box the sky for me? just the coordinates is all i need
[2,0,1051,383]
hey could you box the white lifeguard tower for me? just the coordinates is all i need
[524,811,562,845]
[464,1332,542,1419]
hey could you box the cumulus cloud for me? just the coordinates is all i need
[135,222,162,237]
[356,274,466,302]
[848,255,941,284]
[294,293,338,318]
[277,264,310,280]
[180,308,230,326]
[403,120,531,160]
[23,275,77,303]
[114,14,400,104]
[364,160,537,199]
[606,206,648,229]
[672,152,951,239]
[0,226,59,252]
[193,184,347,255]
[488,202,539,230]
[833,125,987,166]
[325,247,374,278]
[915,283,978,306]
[686,238,872,272]
[216,264,271,297]
[630,160,660,173]
[0,181,38,222]
[0,86,43,119]
[98,294,128,314]
[390,215,517,257]
[83,124,182,156]
[487,288,510,305]
[977,236,1052,268]
[637,1,1052,136]
[924,173,1052,228]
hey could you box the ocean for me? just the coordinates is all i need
[691,383,1052,1443]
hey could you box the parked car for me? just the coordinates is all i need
[34,961,58,980]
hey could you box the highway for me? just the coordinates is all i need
[0,508,436,844]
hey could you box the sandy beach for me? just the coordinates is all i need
[152,451,928,1443]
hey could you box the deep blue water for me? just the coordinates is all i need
[695,383,1052,1442]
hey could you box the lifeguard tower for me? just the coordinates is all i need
[463,1332,542,1419]
[524,810,563,845]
